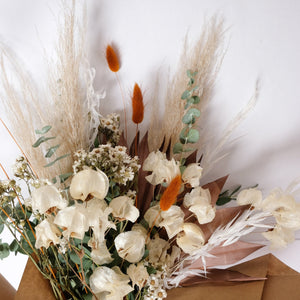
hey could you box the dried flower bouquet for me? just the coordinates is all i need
[0,2,299,300]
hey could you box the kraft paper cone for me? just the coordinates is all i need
[15,259,56,300]
[166,254,300,300]
[0,273,16,300]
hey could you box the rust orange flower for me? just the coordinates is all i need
[160,175,182,211]
[131,83,144,124]
[106,45,120,72]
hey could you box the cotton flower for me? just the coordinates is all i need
[90,241,113,265]
[127,263,149,288]
[70,169,109,201]
[35,217,61,249]
[115,231,145,263]
[143,151,180,185]
[31,185,67,214]
[182,163,203,187]
[237,188,263,209]
[90,266,133,300]
[109,196,139,222]
[183,187,215,224]
[262,225,295,249]
[176,223,205,254]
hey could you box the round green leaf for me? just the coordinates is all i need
[0,224,4,234]
[173,143,183,154]
[182,108,201,124]
[0,243,10,259]
[187,129,200,143]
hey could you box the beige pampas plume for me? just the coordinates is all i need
[148,16,225,153]
[0,0,103,179]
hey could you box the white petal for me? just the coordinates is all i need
[91,242,113,265]
[31,185,67,214]
[90,266,133,300]
[237,188,263,208]
[35,217,61,249]
[182,163,202,187]
[144,205,163,227]
[189,203,216,224]
[115,231,145,263]
[127,263,149,288]
[109,196,139,222]
[70,169,109,201]
[159,206,184,238]
[176,223,205,254]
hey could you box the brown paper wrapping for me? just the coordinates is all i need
[166,254,300,300]
[0,254,299,299]
[0,273,16,300]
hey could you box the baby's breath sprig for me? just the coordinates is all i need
[173,70,201,163]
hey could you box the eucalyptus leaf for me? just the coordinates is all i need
[35,125,52,135]
[182,108,201,124]
[0,242,10,259]
[192,95,200,104]
[45,144,60,158]
[70,250,81,265]
[9,239,19,252]
[173,142,183,154]
[32,136,55,148]
[44,153,70,168]
[59,172,73,183]
[187,129,199,143]
[181,90,191,100]
[0,223,4,234]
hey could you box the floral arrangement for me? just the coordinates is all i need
[0,2,300,300]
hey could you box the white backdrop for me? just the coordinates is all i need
[0,0,300,289]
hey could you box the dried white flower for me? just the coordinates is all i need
[183,187,215,224]
[109,196,139,222]
[143,151,180,185]
[144,205,163,227]
[31,185,67,214]
[127,263,149,288]
[159,205,185,238]
[182,163,203,187]
[147,234,169,265]
[176,223,205,254]
[262,225,295,249]
[35,217,61,249]
[90,241,113,265]
[114,231,145,263]
[69,169,109,201]
[131,223,148,239]
[90,266,133,300]
[237,188,263,209]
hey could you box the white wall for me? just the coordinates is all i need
[0,0,299,289]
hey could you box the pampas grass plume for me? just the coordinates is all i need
[106,45,120,72]
[131,83,144,124]
[160,175,182,211]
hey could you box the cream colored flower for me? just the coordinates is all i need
[237,188,263,209]
[147,234,169,265]
[90,266,133,300]
[54,205,88,240]
[115,231,145,263]
[144,205,163,227]
[35,217,61,249]
[90,241,113,265]
[109,196,139,222]
[143,151,180,185]
[31,185,67,214]
[182,163,203,187]
[159,205,185,238]
[70,169,109,201]
[262,225,295,249]
[127,263,149,289]
[176,223,205,254]
[183,187,215,224]
[131,223,148,239]
[262,188,300,230]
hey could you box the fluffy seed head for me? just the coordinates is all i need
[160,175,182,211]
[106,45,120,72]
[131,83,144,124]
